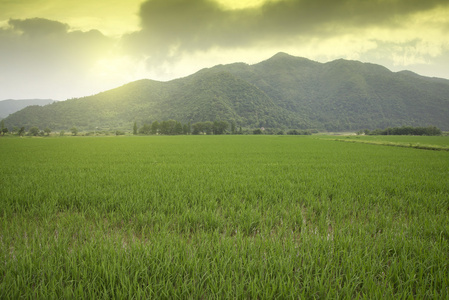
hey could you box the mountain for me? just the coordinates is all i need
[0,99,56,119]
[209,53,449,130]
[3,53,449,131]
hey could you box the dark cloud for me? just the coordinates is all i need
[123,0,448,64]
[2,18,112,61]
[8,18,69,36]
[0,18,114,99]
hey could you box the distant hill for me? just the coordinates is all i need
[0,99,56,119]
[3,53,449,131]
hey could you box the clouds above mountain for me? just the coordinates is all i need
[0,0,448,99]
[123,0,449,66]
[0,18,114,99]
[2,18,112,62]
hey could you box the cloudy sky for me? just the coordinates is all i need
[1,0,449,100]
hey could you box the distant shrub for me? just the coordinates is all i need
[364,126,442,136]
[287,129,312,135]
[29,127,39,136]
[70,127,78,136]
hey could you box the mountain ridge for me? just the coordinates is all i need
[0,99,56,119]
[3,53,449,131]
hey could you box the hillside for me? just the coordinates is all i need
[3,53,449,131]
[0,99,56,119]
[210,53,449,130]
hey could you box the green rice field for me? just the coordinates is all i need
[329,135,449,151]
[1,135,448,298]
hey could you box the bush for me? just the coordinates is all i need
[29,127,39,136]
[287,129,312,135]
[71,127,78,136]
[364,126,442,136]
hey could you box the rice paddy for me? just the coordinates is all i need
[329,135,449,151]
[1,135,448,298]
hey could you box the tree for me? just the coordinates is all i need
[182,123,190,135]
[71,127,78,136]
[133,122,138,135]
[192,121,230,135]
[213,120,228,135]
[175,122,183,135]
[159,120,169,135]
[29,127,39,136]
[18,127,25,137]
[213,121,219,135]
[192,122,203,135]
[1,120,8,136]
[44,127,51,136]
[139,123,151,135]
[231,121,236,134]
[150,121,159,135]
[167,120,177,135]
[59,130,65,136]
[203,121,214,135]
[160,120,176,135]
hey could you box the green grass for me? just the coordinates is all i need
[1,135,448,298]
[328,135,449,151]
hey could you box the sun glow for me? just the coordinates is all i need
[214,0,275,10]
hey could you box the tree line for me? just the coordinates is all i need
[0,120,80,136]
[135,120,239,135]
[360,126,442,136]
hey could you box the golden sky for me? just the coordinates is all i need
[1,0,448,99]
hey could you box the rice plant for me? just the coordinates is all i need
[1,135,448,298]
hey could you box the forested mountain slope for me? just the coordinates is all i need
[4,53,449,131]
[0,99,55,119]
